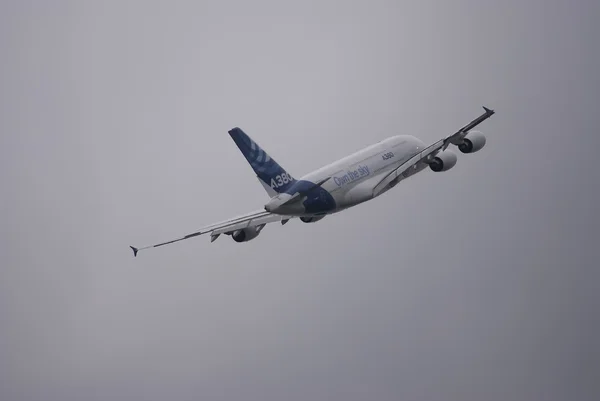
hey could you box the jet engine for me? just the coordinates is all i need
[458,130,486,154]
[232,225,264,242]
[429,150,458,172]
[300,215,325,223]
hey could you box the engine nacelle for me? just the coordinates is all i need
[459,130,486,154]
[232,225,263,242]
[300,215,325,223]
[429,150,458,172]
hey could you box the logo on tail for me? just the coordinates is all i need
[228,127,296,195]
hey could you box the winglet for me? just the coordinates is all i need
[483,106,495,115]
[130,246,139,257]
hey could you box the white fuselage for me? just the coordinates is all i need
[269,135,427,216]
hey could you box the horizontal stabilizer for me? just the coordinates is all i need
[130,246,139,257]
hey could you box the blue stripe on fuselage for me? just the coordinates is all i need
[284,180,336,214]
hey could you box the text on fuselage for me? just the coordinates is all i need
[333,165,370,187]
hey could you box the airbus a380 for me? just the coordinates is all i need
[130,106,495,256]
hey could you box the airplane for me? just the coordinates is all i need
[130,106,495,256]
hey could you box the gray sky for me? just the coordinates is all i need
[1,1,599,400]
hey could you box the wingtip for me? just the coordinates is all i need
[130,246,138,257]
[483,106,495,115]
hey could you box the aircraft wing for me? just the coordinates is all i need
[373,106,495,196]
[130,210,292,256]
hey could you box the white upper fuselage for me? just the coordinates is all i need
[267,135,427,216]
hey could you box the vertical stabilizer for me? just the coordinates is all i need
[228,127,296,195]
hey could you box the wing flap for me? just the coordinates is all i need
[211,213,288,235]
[130,210,291,256]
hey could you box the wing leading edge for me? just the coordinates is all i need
[373,106,495,196]
[130,210,291,256]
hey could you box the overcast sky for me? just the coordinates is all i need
[1,1,599,400]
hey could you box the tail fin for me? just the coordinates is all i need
[228,127,296,194]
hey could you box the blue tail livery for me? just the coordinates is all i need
[228,127,296,194]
